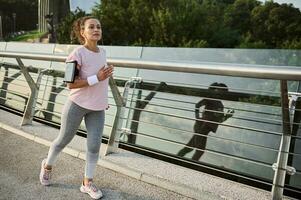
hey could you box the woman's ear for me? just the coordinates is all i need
[80,29,84,38]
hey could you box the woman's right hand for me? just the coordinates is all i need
[97,65,114,81]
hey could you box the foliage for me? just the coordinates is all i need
[281,39,301,50]
[56,0,301,49]
[7,30,44,42]
[0,0,38,37]
[56,8,86,44]
[250,1,301,48]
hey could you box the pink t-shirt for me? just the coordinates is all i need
[66,46,108,111]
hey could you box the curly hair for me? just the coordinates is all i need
[71,16,99,44]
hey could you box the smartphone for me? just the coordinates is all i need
[64,60,78,83]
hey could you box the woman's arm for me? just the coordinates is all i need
[222,109,234,122]
[67,65,114,89]
[195,99,205,119]
[67,78,89,89]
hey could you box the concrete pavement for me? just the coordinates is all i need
[0,127,193,200]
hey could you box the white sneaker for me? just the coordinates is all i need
[80,181,103,199]
[39,159,52,186]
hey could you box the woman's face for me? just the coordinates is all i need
[81,18,102,43]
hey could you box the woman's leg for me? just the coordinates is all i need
[177,135,196,157]
[177,121,205,157]
[191,134,208,161]
[84,110,105,180]
[191,128,211,161]
[46,100,86,166]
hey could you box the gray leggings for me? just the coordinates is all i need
[46,100,105,179]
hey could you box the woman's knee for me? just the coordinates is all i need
[88,141,101,154]
[51,142,65,151]
[51,138,70,150]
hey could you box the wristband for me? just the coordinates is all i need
[87,75,99,86]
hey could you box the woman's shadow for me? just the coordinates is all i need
[177,82,234,161]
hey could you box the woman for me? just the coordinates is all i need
[39,16,113,199]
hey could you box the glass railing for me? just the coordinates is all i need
[0,42,300,199]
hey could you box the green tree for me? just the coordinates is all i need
[281,39,301,50]
[54,0,301,49]
[238,33,267,48]
[267,4,301,47]
[200,0,232,47]
[150,0,207,47]
[0,0,38,37]
[56,8,86,44]
[224,0,260,34]
[250,1,301,48]
[92,0,131,45]
[150,2,176,46]
[249,2,274,46]
[211,27,241,47]
[127,0,154,45]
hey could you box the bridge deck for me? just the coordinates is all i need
[0,109,291,200]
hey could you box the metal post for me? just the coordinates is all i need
[38,0,41,32]
[16,58,46,126]
[104,77,125,155]
[39,0,48,32]
[271,80,292,200]
[104,77,141,156]
[0,15,3,41]
[285,83,301,185]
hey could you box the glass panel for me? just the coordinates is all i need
[141,47,301,66]
[4,42,55,69]
[52,44,78,71]
[0,67,29,111]
[0,42,6,51]
[103,45,142,78]
[121,67,283,182]
[54,44,79,55]
[0,42,7,62]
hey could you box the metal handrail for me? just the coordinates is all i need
[1,51,301,80]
